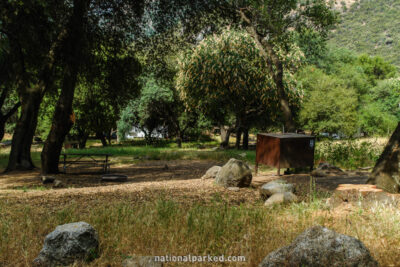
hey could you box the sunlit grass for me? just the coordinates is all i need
[0,193,399,266]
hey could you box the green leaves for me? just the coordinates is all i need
[177,28,302,128]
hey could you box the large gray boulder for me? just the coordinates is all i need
[33,222,99,266]
[201,166,221,180]
[259,226,378,267]
[260,180,294,200]
[215,158,252,187]
[123,256,163,267]
[264,192,298,206]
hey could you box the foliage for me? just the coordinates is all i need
[315,139,382,169]
[297,66,358,136]
[369,78,400,120]
[117,78,174,142]
[329,0,400,68]
[297,46,399,136]
[177,28,302,130]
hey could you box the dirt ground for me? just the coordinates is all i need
[0,160,372,207]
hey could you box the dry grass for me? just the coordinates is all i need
[0,138,396,266]
[1,185,400,267]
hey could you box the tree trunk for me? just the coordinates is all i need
[242,128,249,150]
[6,90,41,171]
[0,101,22,142]
[176,128,183,148]
[0,118,5,142]
[107,130,112,145]
[235,127,242,149]
[220,126,232,148]
[96,132,107,147]
[41,0,89,174]
[77,129,88,149]
[239,10,296,133]
[367,122,400,193]
[78,135,88,149]
[274,61,296,132]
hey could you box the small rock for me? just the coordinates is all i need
[41,176,55,184]
[215,158,252,188]
[259,225,378,267]
[239,152,246,158]
[53,180,64,188]
[311,169,327,177]
[101,174,128,182]
[201,166,221,180]
[123,256,163,267]
[264,192,297,206]
[33,222,99,266]
[227,187,240,192]
[259,180,294,200]
[318,162,344,172]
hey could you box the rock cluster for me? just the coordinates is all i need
[260,180,297,206]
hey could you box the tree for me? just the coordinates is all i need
[71,52,141,148]
[41,0,92,174]
[118,78,173,143]
[357,55,397,85]
[1,1,63,171]
[0,40,20,141]
[367,122,400,193]
[237,0,337,132]
[177,29,302,148]
[298,66,358,136]
[41,0,232,173]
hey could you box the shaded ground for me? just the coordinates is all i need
[0,160,371,206]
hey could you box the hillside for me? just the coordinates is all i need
[329,0,400,67]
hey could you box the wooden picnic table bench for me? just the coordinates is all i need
[60,153,112,173]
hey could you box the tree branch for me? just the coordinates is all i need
[4,101,21,120]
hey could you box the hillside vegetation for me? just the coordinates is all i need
[329,0,400,67]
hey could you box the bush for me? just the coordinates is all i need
[315,140,382,169]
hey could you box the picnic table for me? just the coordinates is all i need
[60,153,112,173]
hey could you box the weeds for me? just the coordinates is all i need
[1,193,400,266]
[315,139,382,169]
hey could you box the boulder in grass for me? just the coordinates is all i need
[201,166,221,180]
[101,174,128,182]
[264,192,298,206]
[33,222,99,266]
[259,180,294,200]
[215,158,252,188]
[259,226,378,267]
[123,256,163,267]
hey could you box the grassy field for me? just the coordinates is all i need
[0,137,393,266]
[1,191,400,266]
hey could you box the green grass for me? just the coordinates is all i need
[0,138,385,171]
[0,141,256,171]
[67,146,254,161]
